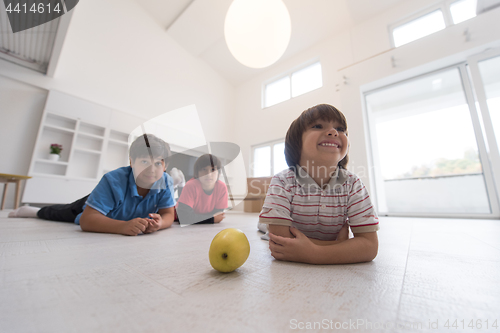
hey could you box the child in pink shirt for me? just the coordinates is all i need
[176,154,228,225]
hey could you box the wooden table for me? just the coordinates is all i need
[0,173,32,210]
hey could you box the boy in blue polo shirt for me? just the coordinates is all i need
[32,134,176,236]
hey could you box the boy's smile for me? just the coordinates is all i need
[318,139,341,148]
[300,119,349,167]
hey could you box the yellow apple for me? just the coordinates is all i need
[209,228,250,273]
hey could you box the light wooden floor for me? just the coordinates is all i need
[1,210,499,333]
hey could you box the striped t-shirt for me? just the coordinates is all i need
[259,167,379,241]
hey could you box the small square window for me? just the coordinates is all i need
[263,61,322,108]
[291,62,322,98]
[450,0,477,24]
[393,10,446,47]
[264,76,290,108]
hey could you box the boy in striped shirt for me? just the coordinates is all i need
[259,104,379,264]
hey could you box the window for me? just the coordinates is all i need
[469,50,500,216]
[364,60,500,217]
[264,77,290,108]
[450,0,477,24]
[291,62,322,97]
[253,146,271,177]
[252,140,288,177]
[477,55,500,153]
[391,0,478,47]
[263,61,322,108]
[273,142,288,173]
[392,10,446,47]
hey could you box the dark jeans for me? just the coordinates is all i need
[37,195,90,222]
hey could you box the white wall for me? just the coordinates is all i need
[0,0,236,145]
[233,2,500,199]
[0,0,237,207]
[234,31,353,176]
[349,0,439,62]
[0,76,47,209]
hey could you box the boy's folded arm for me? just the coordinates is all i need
[265,219,346,245]
[309,238,342,246]
[177,202,215,224]
[268,224,343,245]
[312,231,378,264]
[79,206,129,234]
[211,208,225,215]
[157,207,175,229]
[268,223,294,238]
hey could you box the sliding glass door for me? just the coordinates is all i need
[365,59,500,218]
[468,49,500,213]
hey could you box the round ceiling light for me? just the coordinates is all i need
[224,0,291,69]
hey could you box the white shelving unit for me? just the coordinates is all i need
[23,90,145,204]
[102,131,129,175]
[29,117,109,179]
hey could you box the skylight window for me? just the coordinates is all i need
[264,76,290,108]
[263,61,322,108]
[291,62,322,98]
[391,1,482,47]
[450,0,477,24]
[392,10,446,47]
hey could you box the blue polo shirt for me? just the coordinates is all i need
[74,166,176,225]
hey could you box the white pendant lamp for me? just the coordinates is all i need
[224,0,291,69]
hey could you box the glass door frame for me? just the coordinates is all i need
[363,62,500,219]
[467,48,500,213]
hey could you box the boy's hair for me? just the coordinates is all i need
[285,104,349,169]
[193,154,222,178]
[129,134,171,164]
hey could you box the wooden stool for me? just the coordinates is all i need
[0,173,32,210]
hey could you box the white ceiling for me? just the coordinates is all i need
[136,0,406,86]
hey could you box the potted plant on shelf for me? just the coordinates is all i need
[49,144,63,161]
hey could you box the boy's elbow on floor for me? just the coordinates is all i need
[356,231,378,262]
[365,243,378,262]
[79,218,90,231]
[366,248,378,262]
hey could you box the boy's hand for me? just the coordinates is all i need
[213,212,225,223]
[121,218,149,236]
[268,227,317,263]
[144,213,162,234]
[336,223,349,242]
